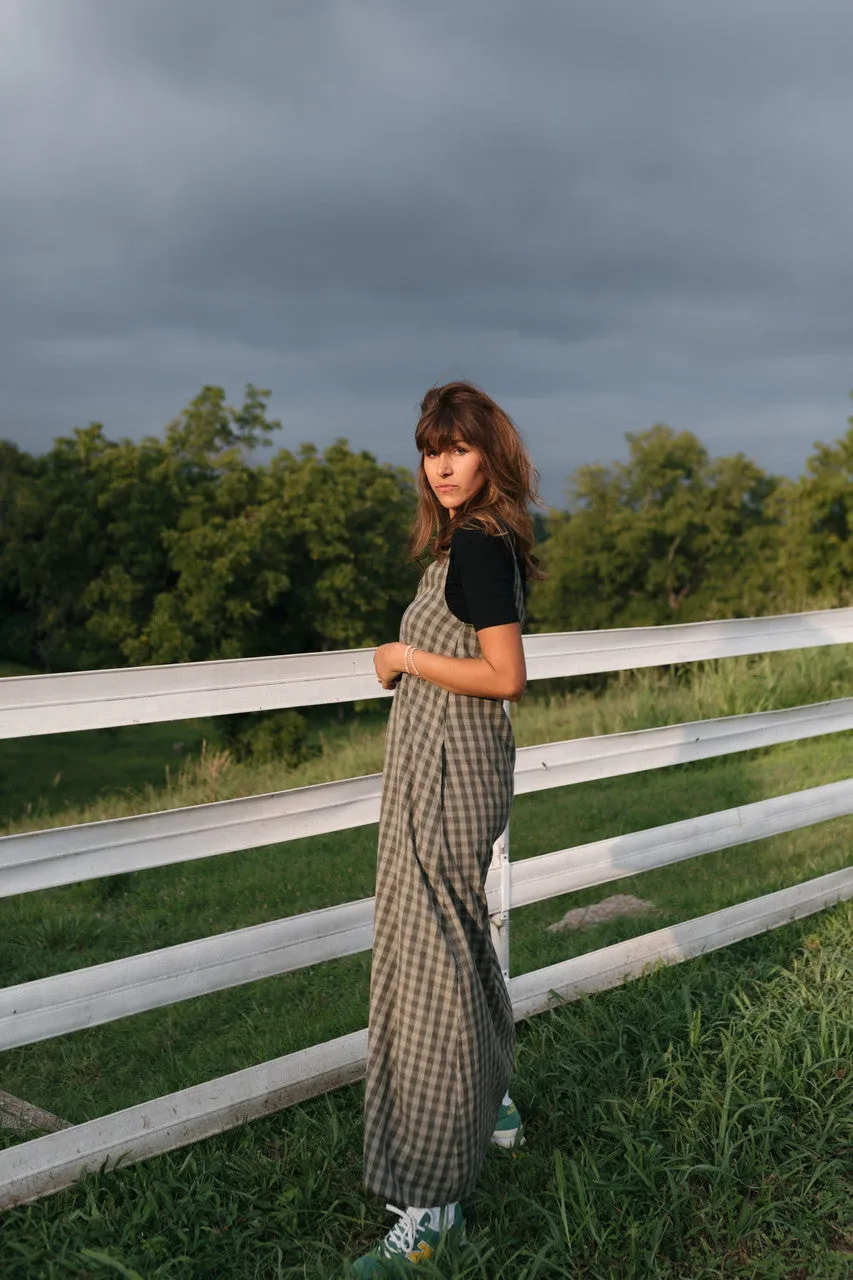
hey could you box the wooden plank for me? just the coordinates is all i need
[505,777,853,909]
[3,864,851,1210]
[5,779,853,1051]
[0,650,388,739]
[0,774,382,899]
[0,900,375,1051]
[3,608,853,739]
[0,1030,368,1210]
[513,697,853,795]
[523,607,853,678]
[509,865,853,1019]
[6,697,853,898]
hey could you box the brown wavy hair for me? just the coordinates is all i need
[409,381,545,581]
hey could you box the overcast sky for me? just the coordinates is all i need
[1,0,852,506]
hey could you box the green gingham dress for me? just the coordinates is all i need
[363,538,525,1205]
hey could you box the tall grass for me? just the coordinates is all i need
[2,903,851,1277]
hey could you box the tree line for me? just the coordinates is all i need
[2,384,853,676]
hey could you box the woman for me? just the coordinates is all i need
[353,382,543,1276]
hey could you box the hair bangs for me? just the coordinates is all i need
[414,406,462,456]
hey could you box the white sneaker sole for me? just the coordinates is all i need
[490,1124,525,1150]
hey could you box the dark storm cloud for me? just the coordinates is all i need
[2,0,852,502]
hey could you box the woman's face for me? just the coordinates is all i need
[423,439,486,517]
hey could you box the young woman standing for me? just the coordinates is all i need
[353,382,543,1276]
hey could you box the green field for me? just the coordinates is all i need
[1,649,852,1275]
[2,648,853,1123]
[2,902,851,1277]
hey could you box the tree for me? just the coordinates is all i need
[1,384,417,671]
[773,400,853,604]
[530,425,780,632]
[83,385,282,664]
[80,388,418,665]
[272,440,418,651]
[0,441,41,666]
[134,438,417,664]
[0,425,128,670]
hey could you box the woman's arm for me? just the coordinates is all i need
[374,624,527,702]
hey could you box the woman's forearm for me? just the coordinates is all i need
[374,639,526,701]
[406,645,526,702]
[394,637,525,701]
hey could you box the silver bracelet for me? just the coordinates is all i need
[410,648,423,679]
[404,643,415,675]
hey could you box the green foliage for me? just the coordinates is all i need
[531,401,853,634]
[0,385,417,671]
[269,440,419,651]
[1,425,126,669]
[214,710,314,766]
[5,387,853,666]
[0,445,39,665]
[530,425,782,631]
[134,434,418,664]
[2,902,851,1276]
[773,402,853,601]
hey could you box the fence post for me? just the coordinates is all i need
[489,699,513,982]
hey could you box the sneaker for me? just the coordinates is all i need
[351,1203,467,1276]
[491,1099,525,1149]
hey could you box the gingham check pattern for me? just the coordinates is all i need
[363,537,525,1204]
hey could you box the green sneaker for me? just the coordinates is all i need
[491,1099,525,1149]
[351,1203,467,1276]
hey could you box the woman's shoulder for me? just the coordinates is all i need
[451,518,513,547]
[450,520,519,568]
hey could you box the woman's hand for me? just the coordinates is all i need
[374,642,406,690]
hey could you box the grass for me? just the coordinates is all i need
[0,719,217,829]
[1,647,853,1274]
[2,648,853,1125]
[1,902,851,1277]
[2,729,853,1128]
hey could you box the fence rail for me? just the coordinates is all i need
[5,696,853,899]
[3,866,852,1210]
[1,606,853,1210]
[5,777,853,1054]
[3,607,853,738]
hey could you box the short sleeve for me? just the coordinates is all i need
[450,526,520,631]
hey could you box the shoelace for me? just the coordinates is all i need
[381,1204,423,1255]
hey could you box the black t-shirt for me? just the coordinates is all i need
[445,525,526,630]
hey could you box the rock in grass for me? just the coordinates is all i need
[547,894,659,933]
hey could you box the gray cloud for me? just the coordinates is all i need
[1,0,852,504]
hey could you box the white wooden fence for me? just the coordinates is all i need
[2,607,853,1210]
